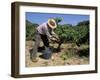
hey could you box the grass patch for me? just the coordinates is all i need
[60,49,76,60]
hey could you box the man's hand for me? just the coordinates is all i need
[50,37,57,41]
[50,35,60,43]
[52,34,60,41]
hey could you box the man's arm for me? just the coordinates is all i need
[45,29,60,42]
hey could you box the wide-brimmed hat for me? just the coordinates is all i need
[47,19,57,29]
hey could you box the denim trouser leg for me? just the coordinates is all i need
[31,32,41,60]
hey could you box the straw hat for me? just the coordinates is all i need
[47,19,57,29]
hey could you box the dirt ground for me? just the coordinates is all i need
[25,41,89,67]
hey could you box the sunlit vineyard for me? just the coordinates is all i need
[25,18,89,67]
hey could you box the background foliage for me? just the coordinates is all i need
[26,18,89,47]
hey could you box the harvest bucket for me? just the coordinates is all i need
[42,47,52,59]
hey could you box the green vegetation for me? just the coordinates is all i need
[26,20,38,40]
[60,44,89,61]
[60,50,75,60]
[54,17,89,50]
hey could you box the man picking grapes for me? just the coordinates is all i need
[31,18,59,62]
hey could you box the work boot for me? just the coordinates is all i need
[30,53,38,62]
[31,58,38,62]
